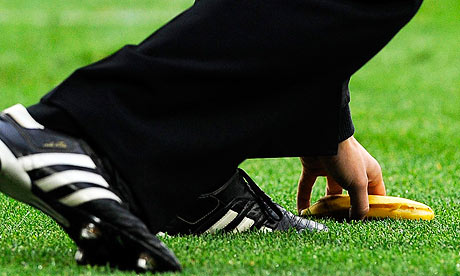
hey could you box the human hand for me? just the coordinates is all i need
[297,136,386,220]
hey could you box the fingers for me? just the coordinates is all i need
[320,159,370,220]
[297,171,317,213]
[298,156,327,214]
[347,180,370,220]
[356,139,386,196]
[366,157,386,196]
[319,137,370,220]
[325,176,343,195]
[299,136,385,221]
[368,173,386,196]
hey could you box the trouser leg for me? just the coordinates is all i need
[31,0,423,230]
[28,101,241,232]
[28,102,81,137]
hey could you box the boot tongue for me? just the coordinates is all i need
[167,170,249,225]
[204,169,252,203]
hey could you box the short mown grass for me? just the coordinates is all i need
[0,0,459,275]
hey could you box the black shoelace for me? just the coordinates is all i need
[238,169,283,222]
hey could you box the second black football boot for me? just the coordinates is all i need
[161,168,327,235]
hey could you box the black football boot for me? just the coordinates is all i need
[0,104,181,273]
[161,168,327,235]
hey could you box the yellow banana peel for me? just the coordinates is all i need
[300,194,434,220]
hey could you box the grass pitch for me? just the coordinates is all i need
[0,0,459,275]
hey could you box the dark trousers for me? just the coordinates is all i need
[28,0,423,232]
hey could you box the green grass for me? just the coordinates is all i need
[0,0,459,275]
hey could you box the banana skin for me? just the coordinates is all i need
[300,194,434,221]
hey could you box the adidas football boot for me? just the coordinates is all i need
[161,168,327,235]
[0,104,181,273]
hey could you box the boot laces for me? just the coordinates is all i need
[238,169,283,222]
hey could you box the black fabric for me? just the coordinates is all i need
[338,104,355,142]
[28,102,81,138]
[28,0,423,230]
